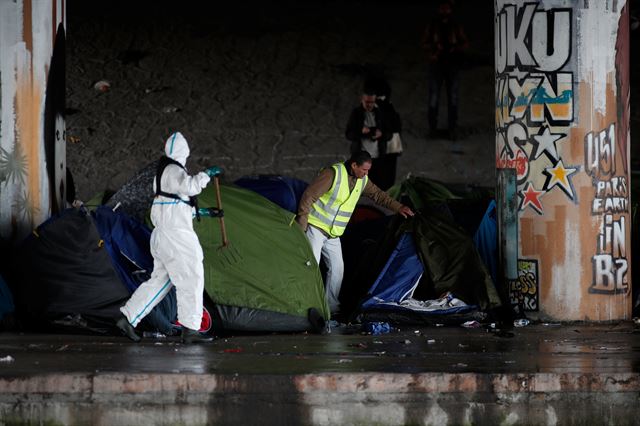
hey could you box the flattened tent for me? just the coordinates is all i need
[10,207,178,334]
[358,232,483,325]
[12,208,131,332]
[342,177,501,324]
[194,184,330,332]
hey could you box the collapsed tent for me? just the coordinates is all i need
[10,207,177,334]
[360,234,480,325]
[341,177,500,324]
[11,208,130,332]
[194,183,329,332]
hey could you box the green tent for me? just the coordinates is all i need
[194,184,329,332]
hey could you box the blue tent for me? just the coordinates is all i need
[92,206,154,293]
[360,232,479,320]
[91,206,179,335]
[234,175,308,213]
[361,233,424,310]
[473,200,497,285]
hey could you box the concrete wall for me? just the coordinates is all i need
[495,0,632,320]
[63,1,498,202]
[0,0,66,243]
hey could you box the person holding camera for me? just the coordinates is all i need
[345,87,395,190]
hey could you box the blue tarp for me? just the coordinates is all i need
[91,206,178,335]
[92,206,154,293]
[473,200,497,285]
[234,175,308,213]
[361,233,477,316]
[362,233,424,309]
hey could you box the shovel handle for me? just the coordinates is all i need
[213,176,229,247]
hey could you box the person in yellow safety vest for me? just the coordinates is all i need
[296,150,414,318]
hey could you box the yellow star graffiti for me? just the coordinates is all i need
[544,159,578,199]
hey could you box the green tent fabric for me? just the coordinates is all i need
[400,213,501,311]
[194,184,329,332]
[387,176,501,311]
[387,177,460,210]
[388,176,494,210]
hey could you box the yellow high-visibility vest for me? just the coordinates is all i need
[308,163,367,238]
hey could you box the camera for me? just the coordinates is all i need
[365,127,377,139]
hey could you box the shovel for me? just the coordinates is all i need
[212,176,243,266]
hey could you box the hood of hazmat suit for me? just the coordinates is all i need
[151,132,210,230]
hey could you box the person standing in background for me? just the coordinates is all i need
[345,86,395,190]
[373,78,402,190]
[422,0,468,140]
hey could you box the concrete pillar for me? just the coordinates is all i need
[495,1,632,320]
[0,0,66,243]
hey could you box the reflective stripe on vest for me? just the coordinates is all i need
[308,163,367,237]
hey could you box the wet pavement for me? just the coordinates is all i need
[2,322,640,376]
[1,322,639,425]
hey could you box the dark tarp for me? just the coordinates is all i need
[10,207,178,335]
[403,210,500,311]
[12,208,130,332]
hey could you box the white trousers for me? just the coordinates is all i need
[306,225,344,314]
[121,227,204,331]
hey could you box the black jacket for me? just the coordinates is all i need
[345,105,392,155]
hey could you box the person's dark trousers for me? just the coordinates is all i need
[428,64,460,136]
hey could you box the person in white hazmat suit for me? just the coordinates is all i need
[116,132,222,344]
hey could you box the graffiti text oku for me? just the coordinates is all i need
[591,215,628,295]
[496,3,571,73]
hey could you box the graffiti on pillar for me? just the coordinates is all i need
[585,123,629,215]
[495,3,580,215]
[584,123,629,295]
[510,259,539,311]
[590,214,628,294]
[0,2,66,241]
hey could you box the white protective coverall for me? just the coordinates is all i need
[120,132,210,331]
